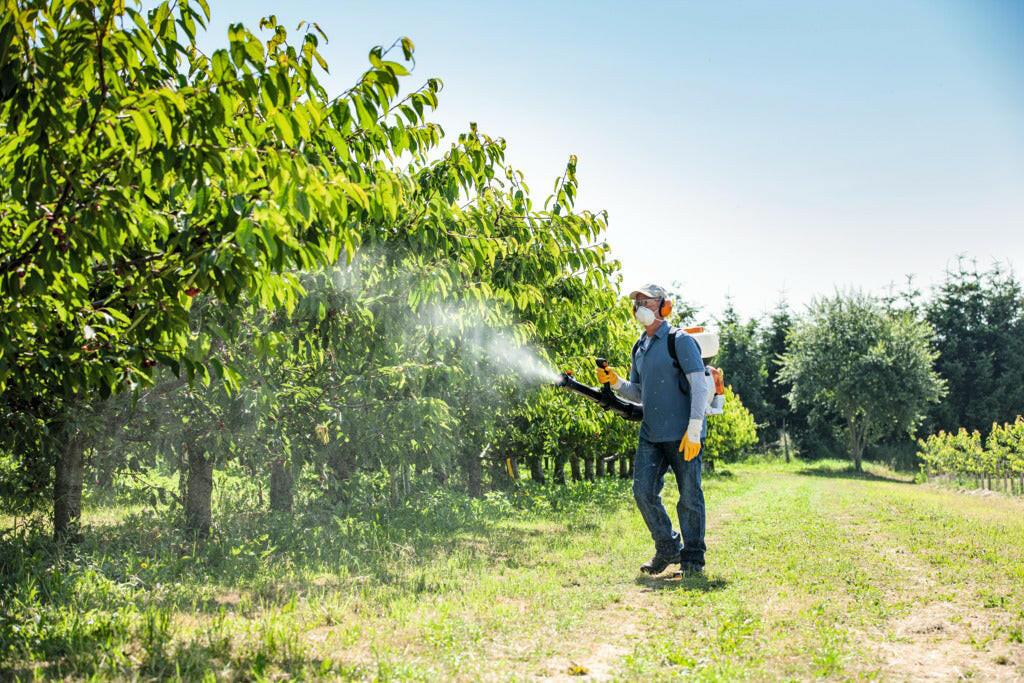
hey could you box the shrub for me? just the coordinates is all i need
[705,386,758,463]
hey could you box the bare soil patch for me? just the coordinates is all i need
[877,599,1024,681]
[837,497,1024,681]
[534,587,652,681]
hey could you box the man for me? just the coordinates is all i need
[596,284,709,575]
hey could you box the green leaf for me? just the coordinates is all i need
[338,181,370,211]
[273,112,295,145]
[130,111,156,149]
[400,37,415,61]
[245,35,265,66]
[383,61,409,77]
[153,101,173,142]
[236,218,255,249]
[212,50,232,81]
[368,46,384,69]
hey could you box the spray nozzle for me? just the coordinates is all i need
[552,365,643,422]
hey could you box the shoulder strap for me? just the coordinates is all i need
[666,329,681,371]
[668,329,710,375]
[667,329,689,397]
[631,335,643,362]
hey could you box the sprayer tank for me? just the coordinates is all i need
[684,327,720,359]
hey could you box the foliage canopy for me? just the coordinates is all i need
[779,292,945,470]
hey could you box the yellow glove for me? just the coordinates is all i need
[679,436,701,461]
[595,365,620,387]
[678,419,703,461]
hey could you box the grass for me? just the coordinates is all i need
[2,458,1023,680]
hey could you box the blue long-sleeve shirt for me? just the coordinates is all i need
[615,321,709,442]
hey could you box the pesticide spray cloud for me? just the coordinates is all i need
[77,247,568,509]
[328,246,561,387]
[422,305,561,386]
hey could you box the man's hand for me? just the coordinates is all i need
[678,419,703,461]
[596,365,621,388]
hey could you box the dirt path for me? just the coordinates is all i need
[533,473,1024,681]
[532,500,740,680]
[535,593,648,681]
[875,599,1023,681]
[533,571,721,681]
[817,480,1024,682]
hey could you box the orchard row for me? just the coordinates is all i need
[917,419,1024,494]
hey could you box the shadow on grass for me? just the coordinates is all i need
[0,477,637,680]
[3,477,635,615]
[795,464,913,484]
[634,573,729,593]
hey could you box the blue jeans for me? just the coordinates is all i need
[632,436,706,566]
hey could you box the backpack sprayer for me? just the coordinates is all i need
[554,327,726,421]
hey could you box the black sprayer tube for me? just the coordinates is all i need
[554,359,643,422]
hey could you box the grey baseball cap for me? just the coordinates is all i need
[628,283,668,299]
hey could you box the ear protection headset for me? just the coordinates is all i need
[658,297,673,318]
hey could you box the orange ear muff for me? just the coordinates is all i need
[660,298,673,318]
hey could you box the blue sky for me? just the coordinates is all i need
[205,1,1024,319]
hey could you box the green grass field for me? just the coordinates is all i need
[3,459,1023,681]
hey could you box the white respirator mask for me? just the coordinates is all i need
[634,305,657,327]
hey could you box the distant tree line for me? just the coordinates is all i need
[708,259,1024,470]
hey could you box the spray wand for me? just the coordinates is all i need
[554,358,643,422]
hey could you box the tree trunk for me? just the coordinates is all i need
[329,448,355,483]
[618,455,630,479]
[328,446,357,501]
[595,456,605,478]
[569,453,582,482]
[489,455,510,490]
[781,418,790,463]
[269,459,293,512]
[554,452,567,485]
[847,416,864,472]
[185,447,214,536]
[464,449,482,497]
[850,434,863,471]
[584,456,595,481]
[175,446,188,505]
[529,455,545,484]
[851,436,863,471]
[53,426,86,541]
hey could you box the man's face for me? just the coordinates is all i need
[633,295,660,314]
